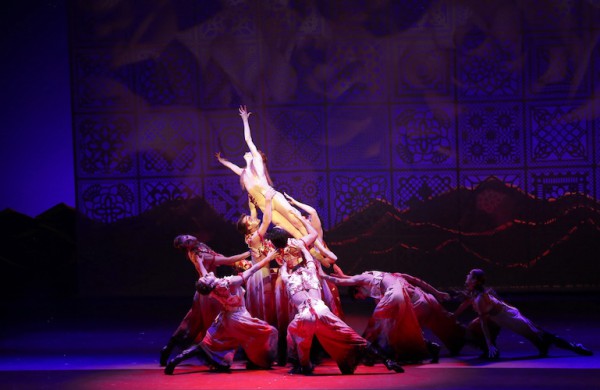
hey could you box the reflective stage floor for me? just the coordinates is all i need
[1,293,599,389]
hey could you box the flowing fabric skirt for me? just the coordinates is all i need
[364,284,429,362]
[170,291,221,347]
[245,266,277,327]
[201,308,278,368]
[287,299,367,373]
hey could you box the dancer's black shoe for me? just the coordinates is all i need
[427,341,441,364]
[163,344,202,375]
[364,342,404,373]
[160,345,171,367]
[164,359,178,375]
[245,360,262,370]
[209,363,231,373]
[288,364,313,375]
[383,359,404,373]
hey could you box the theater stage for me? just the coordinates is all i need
[1,293,598,390]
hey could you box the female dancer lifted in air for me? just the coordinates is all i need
[216,105,337,266]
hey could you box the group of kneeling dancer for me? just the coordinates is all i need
[160,106,593,376]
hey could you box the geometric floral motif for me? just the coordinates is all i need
[457,34,520,99]
[460,103,522,166]
[332,174,388,224]
[393,107,453,166]
[138,114,201,175]
[80,182,138,223]
[326,40,388,103]
[327,105,390,170]
[71,50,133,111]
[69,1,600,228]
[394,173,454,211]
[76,115,136,177]
[393,40,452,98]
[525,30,592,97]
[272,173,329,229]
[135,41,197,107]
[204,176,248,224]
[530,170,591,200]
[267,107,325,170]
[197,0,255,40]
[529,105,589,163]
[140,180,203,212]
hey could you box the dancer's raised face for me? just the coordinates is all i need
[243,215,260,232]
[196,272,217,295]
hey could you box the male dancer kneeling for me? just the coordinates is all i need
[165,250,279,375]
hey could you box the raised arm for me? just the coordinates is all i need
[239,250,277,284]
[212,250,251,267]
[216,152,243,176]
[239,106,268,181]
[195,254,208,277]
[248,195,258,219]
[297,241,316,270]
[240,105,259,156]
[400,273,450,302]
[298,215,318,248]
[319,270,367,287]
[279,259,290,283]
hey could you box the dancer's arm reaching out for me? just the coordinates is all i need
[215,152,243,176]
[399,273,450,302]
[319,268,368,287]
[240,105,260,158]
[200,250,251,269]
[239,105,271,189]
[231,250,277,287]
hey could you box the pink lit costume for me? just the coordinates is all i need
[160,241,221,366]
[281,260,367,374]
[361,272,430,362]
[200,276,278,368]
[244,234,277,327]
[392,273,467,356]
[273,247,344,365]
[164,275,278,374]
[164,243,222,353]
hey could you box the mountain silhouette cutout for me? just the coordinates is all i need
[2,177,599,298]
[0,204,77,298]
[326,177,600,289]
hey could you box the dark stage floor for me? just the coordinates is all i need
[1,293,599,390]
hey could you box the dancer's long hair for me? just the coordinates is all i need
[259,150,274,187]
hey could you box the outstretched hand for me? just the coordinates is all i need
[283,192,296,205]
[288,238,305,249]
[486,345,500,360]
[239,105,252,121]
[215,152,226,162]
